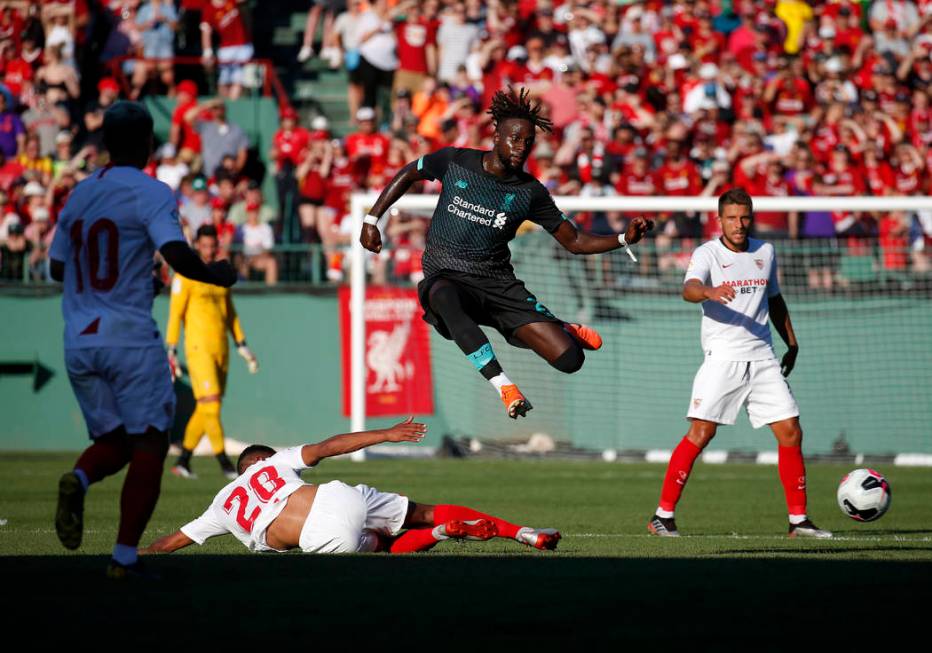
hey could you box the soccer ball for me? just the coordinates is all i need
[836,468,892,522]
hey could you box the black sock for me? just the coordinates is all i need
[176,448,192,467]
[216,452,234,471]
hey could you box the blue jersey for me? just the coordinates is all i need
[50,166,185,349]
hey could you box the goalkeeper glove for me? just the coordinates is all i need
[167,346,181,382]
[237,342,259,374]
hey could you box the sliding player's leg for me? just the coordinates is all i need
[648,419,717,538]
[427,280,530,418]
[389,501,560,553]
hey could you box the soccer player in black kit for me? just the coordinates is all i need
[361,88,652,419]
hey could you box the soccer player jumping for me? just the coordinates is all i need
[648,188,831,539]
[50,102,238,577]
[360,88,652,418]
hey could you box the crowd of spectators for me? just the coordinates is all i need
[281,0,932,289]
[3,1,932,289]
[0,0,276,283]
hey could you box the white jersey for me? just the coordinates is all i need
[180,447,310,552]
[49,166,184,350]
[684,237,781,361]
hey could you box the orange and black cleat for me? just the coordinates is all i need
[564,323,603,350]
[500,384,532,419]
[441,519,499,541]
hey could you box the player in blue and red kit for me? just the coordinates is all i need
[50,102,238,578]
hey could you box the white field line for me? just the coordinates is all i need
[5,529,930,544]
[567,533,932,542]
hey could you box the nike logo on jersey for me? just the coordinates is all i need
[722,263,734,268]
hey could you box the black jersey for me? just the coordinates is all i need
[416,147,565,279]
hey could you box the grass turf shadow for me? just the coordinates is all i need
[3,554,930,645]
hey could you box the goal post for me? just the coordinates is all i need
[350,193,932,459]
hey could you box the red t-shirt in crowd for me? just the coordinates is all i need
[201,0,250,48]
[2,58,32,98]
[657,159,700,195]
[770,77,812,116]
[395,18,436,74]
[879,214,909,270]
[864,161,896,195]
[325,157,355,212]
[747,172,791,231]
[345,132,390,175]
[172,100,202,153]
[273,127,310,169]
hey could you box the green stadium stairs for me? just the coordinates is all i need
[253,0,353,137]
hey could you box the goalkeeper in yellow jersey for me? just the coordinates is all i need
[167,225,259,480]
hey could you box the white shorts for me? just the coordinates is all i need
[65,346,175,437]
[687,357,799,429]
[217,44,254,86]
[298,481,409,553]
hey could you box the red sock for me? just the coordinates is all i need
[116,430,168,547]
[433,505,521,539]
[75,431,132,485]
[658,437,702,513]
[389,528,441,553]
[778,445,807,516]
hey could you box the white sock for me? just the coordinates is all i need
[489,373,512,392]
[656,508,675,519]
[788,514,807,525]
[112,544,138,566]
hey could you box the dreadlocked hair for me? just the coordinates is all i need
[487,86,553,134]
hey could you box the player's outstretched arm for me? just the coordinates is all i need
[300,417,427,467]
[551,216,653,256]
[683,278,736,304]
[769,293,799,377]
[360,162,423,253]
[160,241,238,288]
[140,530,195,555]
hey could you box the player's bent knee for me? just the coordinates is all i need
[686,422,718,448]
[550,345,585,374]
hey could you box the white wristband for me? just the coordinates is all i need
[363,214,379,226]
[618,233,638,263]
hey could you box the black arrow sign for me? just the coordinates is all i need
[0,360,54,392]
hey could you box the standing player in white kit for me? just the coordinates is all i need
[50,101,238,577]
[647,188,832,539]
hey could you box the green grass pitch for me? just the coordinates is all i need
[2,455,930,645]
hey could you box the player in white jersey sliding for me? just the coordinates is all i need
[141,418,561,555]
[648,188,831,539]
[50,101,238,578]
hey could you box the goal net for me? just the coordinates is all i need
[350,194,932,457]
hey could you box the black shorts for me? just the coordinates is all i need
[417,270,563,347]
